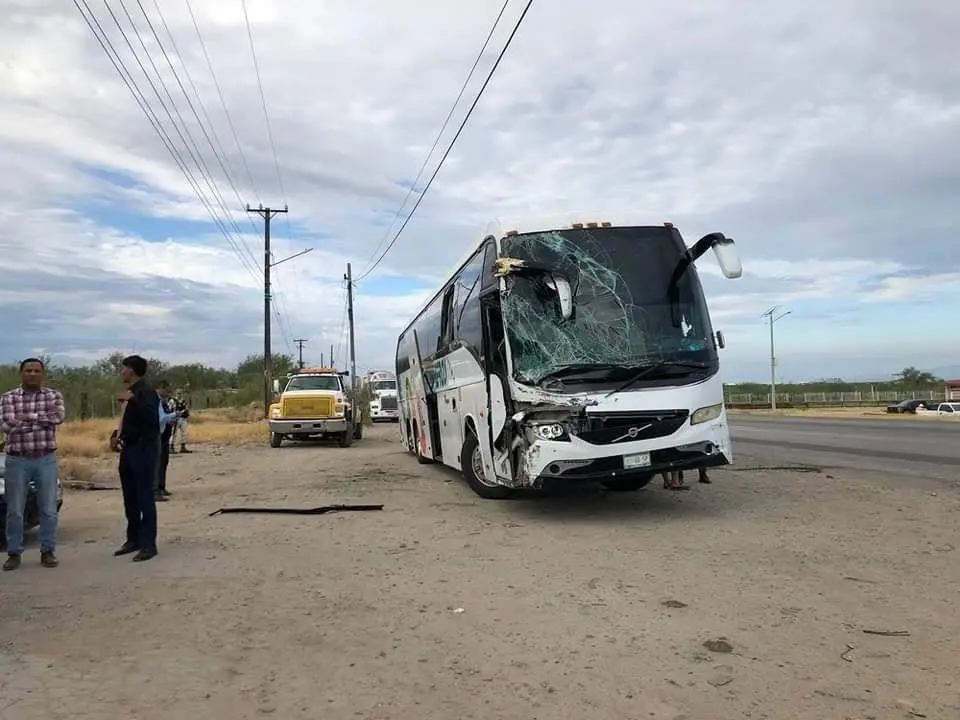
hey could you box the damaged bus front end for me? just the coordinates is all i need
[395,220,741,499]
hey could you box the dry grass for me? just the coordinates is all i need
[57,407,268,460]
[58,456,99,484]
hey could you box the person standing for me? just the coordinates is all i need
[155,381,178,500]
[170,389,191,453]
[114,355,161,562]
[0,358,65,571]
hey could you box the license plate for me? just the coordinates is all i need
[623,452,651,469]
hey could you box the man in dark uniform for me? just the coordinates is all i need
[114,355,160,562]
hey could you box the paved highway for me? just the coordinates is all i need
[729,415,960,480]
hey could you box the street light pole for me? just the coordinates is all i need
[762,306,791,410]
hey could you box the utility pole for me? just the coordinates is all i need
[246,204,314,416]
[762,306,791,410]
[293,338,308,369]
[320,351,325,366]
[345,263,358,391]
[330,344,334,368]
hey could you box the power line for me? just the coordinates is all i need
[360,0,512,272]
[238,0,299,344]
[239,0,287,202]
[184,0,261,201]
[356,0,535,282]
[72,0,259,285]
[101,0,259,280]
[143,0,263,256]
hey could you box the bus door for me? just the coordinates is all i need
[434,285,461,467]
[481,293,511,481]
[412,329,442,461]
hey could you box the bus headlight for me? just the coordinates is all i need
[530,422,568,441]
[690,403,723,425]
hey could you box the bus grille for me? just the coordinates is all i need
[577,410,689,445]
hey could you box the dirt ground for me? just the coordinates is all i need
[2,425,958,720]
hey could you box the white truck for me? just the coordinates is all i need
[364,370,399,423]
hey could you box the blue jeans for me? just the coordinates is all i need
[4,452,59,555]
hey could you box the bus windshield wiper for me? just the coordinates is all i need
[604,360,711,398]
[536,363,629,387]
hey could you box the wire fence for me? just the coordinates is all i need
[725,389,953,408]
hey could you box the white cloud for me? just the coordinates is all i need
[1,0,959,379]
[861,272,960,302]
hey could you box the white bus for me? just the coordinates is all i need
[395,219,742,499]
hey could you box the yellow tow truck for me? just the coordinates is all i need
[268,367,363,448]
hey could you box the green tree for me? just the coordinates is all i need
[894,366,941,386]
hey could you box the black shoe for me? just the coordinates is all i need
[160,489,172,497]
[155,494,169,502]
[114,542,140,556]
[132,548,158,562]
[3,554,21,571]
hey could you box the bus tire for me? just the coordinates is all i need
[461,430,512,500]
[601,474,653,492]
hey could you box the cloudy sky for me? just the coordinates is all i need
[2,0,958,382]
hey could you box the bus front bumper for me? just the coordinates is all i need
[518,419,732,489]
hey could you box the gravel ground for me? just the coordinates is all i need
[1,424,957,720]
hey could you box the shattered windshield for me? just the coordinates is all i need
[500,227,717,385]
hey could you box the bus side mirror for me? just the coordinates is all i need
[710,237,742,279]
[547,273,574,320]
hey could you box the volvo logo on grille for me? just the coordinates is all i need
[611,424,653,443]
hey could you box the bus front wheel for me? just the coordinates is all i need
[461,431,512,500]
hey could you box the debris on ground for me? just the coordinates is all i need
[208,503,384,517]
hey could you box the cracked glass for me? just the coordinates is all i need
[500,227,717,385]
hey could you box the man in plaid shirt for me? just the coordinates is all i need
[1,358,65,571]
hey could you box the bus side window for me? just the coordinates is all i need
[438,286,455,353]
[485,305,507,376]
[481,240,497,288]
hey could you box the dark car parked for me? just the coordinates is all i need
[886,399,931,414]
[0,442,64,549]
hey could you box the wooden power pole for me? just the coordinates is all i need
[293,338,308,368]
[246,204,287,416]
[345,263,357,391]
